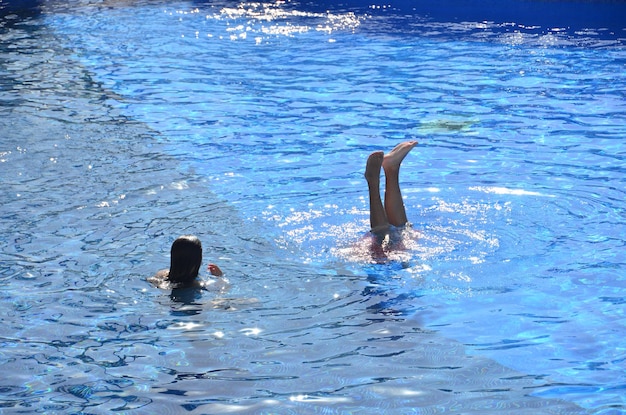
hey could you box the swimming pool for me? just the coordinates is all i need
[1,0,625,413]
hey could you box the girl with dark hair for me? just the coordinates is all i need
[149,235,224,289]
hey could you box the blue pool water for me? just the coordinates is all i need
[1,0,625,413]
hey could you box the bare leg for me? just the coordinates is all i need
[365,150,389,232]
[382,141,418,227]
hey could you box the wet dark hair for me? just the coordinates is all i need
[167,235,202,286]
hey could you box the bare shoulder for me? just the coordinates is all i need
[148,269,170,288]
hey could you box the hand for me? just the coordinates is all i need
[207,263,223,277]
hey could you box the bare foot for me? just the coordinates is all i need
[382,141,418,172]
[365,151,384,182]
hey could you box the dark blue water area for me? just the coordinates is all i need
[299,0,626,35]
[2,0,626,413]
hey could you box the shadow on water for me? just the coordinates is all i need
[169,287,203,310]
[0,0,42,22]
[0,0,40,12]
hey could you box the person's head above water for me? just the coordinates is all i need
[167,235,202,286]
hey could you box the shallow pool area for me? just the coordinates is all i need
[1,0,625,413]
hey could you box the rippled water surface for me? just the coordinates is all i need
[1,0,625,413]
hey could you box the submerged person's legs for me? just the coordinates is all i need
[365,141,417,232]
